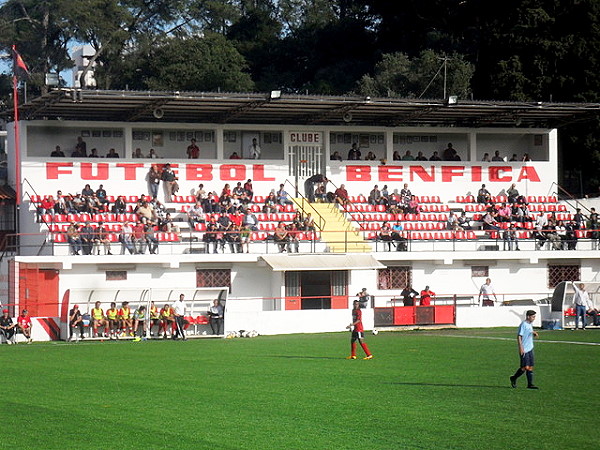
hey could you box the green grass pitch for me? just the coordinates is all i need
[4,328,599,449]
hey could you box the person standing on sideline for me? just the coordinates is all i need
[572,282,592,330]
[248,138,261,159]
[401,285,419,306]
[478,278,498,307]
[208,299,224,335]
[510,310,539,389]
[172,294,187,340]
[346,300,373,360]
[420,286,435,306]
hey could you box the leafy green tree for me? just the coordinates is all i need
[356,50,473,99]
[142,33,254,92]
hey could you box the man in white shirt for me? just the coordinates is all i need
[248,138,261,159]
[172,294,187,340]
[478,278,498,307]
[572,282,593,329]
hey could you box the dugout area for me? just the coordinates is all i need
[551,281,600,329]
[59,287,228,340]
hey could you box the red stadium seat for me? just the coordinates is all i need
[196,315,209,325]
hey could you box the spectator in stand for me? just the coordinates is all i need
[82,184,94,197]
[89,148,100,158]
[507,183,519,203]
[276,184,292,206]
[420,286,435,306]
[314,184,327,202]
[348,143,361,160]
[330,151,343,161]
[187,201,205,229]
[37,196,55,221]
[492,150,504,161]
[497,203,512,222]
[220,183,232,201]
[477,184,491,203]
[286,222,300,253]
[148,165,161,199]
[112,195,127,214]
[248,138,261,159]
[67,222,82,255]
[195,183,207,203]
[75,136,87,156]
[565,220,578,250]
[17,309,33,343]
[263,192,278,213]
[136,201,156,224]
[132,221,146,254]
[447,211,459,230]
[187,138,200,159]
[51,145,65,157]
[368,185,382,205]
[365,151,377,161]
[147,148,160,158]
[119,222,135,254]
[203,216,220,253]
[380,185,390,207]
[225,223,243,253]
[407,195,421,215]
[303,213,315,231]
[443,143,456,161]
[482,210,501,232]
[391,221,407,251]
[378,221,393,251]
[95,185,108,209]
[68,304,84,341]
[160,163,178,202]
[509,154,519,161]
[229,152,241,159]
[243,179,254,199]
[133,148,144,158]
[334,184,349,207]
[481,153,491,162]
[522,153,531,161]
[304,174,327,203]
[556,220,568,249]
[392,151,401,161]
[429,151,442,161]
[401,150,415,161]
[0,309,16,344]
[274,221,289,252]
[71,145,85,157]
[93,222,112,255]
[80,221,95,255]
[400,183,412,206]
[232,182,244,197]
[534,212,548,250]
[106,148,120,158]
[242,209,259,232]
[145,221,159,254]
[573,208,584,230]
[54,191,66,214]
[458,211,471,230]
[503,223,519,251]
[415,151,427,161]
[159,212,179,234]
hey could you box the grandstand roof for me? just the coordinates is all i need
[4,89,600,128]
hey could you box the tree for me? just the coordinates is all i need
[356,50,474,99]
[142,33,254,92]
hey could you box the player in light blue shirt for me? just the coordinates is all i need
[510,310,539,389]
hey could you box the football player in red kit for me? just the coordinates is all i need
[346,300,373,360]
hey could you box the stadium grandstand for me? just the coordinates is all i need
[1,89,600,342]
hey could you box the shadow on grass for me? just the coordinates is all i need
[383,381,510,389]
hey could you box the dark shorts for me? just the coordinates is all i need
[520,350,535,368]
[351,331,364,341]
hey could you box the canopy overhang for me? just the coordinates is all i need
[261,254,385,272]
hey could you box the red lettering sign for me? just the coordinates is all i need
[517,166,541,182]
[489,166,512,182]
[46,162,73,179]
[220,164,246,181]
[116,163,144,180]
[253,165,276,182]
[186,164,213,181]
[409,166,434,182]
[378,165,404,182]
[441,166,465,182]
[81,163,109,180]
[471,166,482,182]
[346,165,371,181]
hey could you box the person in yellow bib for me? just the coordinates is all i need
[91,301,109,338]
[118,301,133,337]
[160,303,175,339]
[149,301,161,337]
[106,302,119,339]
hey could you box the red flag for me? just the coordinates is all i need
[12,45,29,79]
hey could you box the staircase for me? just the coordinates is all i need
[293,200,372,253]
